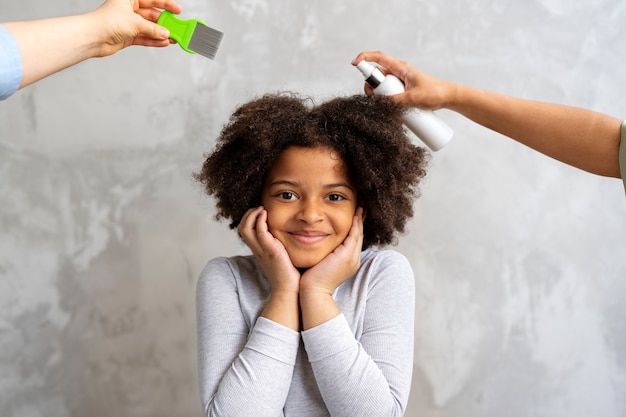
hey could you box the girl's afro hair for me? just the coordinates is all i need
[194,93,430,249]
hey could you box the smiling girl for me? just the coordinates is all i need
[194,93,429,417]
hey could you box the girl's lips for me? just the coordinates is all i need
[288,231,329,245]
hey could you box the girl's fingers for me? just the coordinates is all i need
[337,207,364,258]
[348,208,365,256]
[255,208,269,238]
[350,207,365,239]
[237,207,263,246]
[238,207,281,257]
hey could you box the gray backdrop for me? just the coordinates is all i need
[1,0,625,416]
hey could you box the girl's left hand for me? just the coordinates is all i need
[300,207,365,295]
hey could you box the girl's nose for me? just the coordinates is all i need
[297,199,323,223]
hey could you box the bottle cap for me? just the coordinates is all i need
[355,61,385,87]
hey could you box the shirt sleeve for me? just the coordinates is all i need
[301,251,415,417]
[196,257,300,417]
[0,24,23,101]
[619,121,626,191]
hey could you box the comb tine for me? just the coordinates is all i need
[188,23,224,59]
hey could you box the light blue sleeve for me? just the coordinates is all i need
[0,24,23,101]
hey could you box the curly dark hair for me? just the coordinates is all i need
[194,93,430,249]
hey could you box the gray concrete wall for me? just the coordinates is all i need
[1,0,625,416]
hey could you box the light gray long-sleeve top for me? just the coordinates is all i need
[196,248,415,417]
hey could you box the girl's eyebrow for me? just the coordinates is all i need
[267,180,354,191]
[323,182,355,191]
[267,180,299,188]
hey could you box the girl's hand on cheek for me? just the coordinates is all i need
[300,207,365,295]
[238,207,300,293]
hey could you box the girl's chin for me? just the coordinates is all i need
[292,260,318,270]
[289,253,326,270]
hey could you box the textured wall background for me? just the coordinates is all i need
[1,0,625,416]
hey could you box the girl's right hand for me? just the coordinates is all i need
[237,207,301,293]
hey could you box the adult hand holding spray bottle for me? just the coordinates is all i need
[354,60,453,151]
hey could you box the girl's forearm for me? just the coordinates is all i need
[261,290,300,331]
[299,290,340,331]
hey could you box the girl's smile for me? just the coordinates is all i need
[288,230,329,245]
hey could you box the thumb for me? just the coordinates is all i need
[137,17,170,40]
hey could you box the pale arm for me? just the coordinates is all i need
[3,0,182,90]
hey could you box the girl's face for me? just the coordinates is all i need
[261,146,358,269]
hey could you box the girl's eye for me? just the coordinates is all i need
[327,194,345,202]
[278,192,296,200]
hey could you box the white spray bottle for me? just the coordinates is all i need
[355,60,453,151]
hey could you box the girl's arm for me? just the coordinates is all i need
[196,257,299,417]
[298,208,365,330]
[301,251,415,417]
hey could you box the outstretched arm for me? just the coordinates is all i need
[2,0,182,90]
[353,51,623,178]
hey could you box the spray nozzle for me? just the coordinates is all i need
[355,60,385,87]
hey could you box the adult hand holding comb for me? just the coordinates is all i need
[95,0,184,54]
[1,0,183,95]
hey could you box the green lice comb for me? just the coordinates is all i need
[157,10,223,59]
